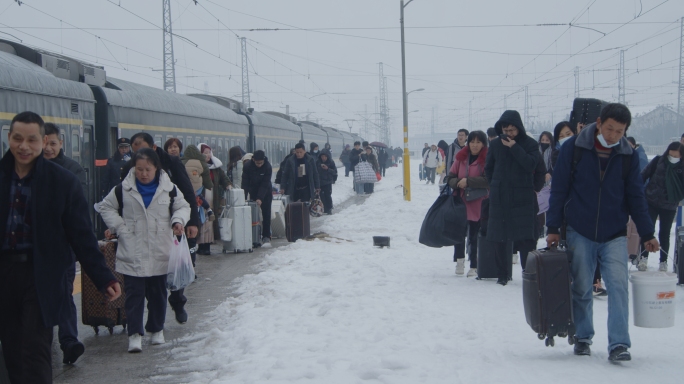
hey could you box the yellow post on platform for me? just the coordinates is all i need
[403,128,411,201]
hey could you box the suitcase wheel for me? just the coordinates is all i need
[545,337,555,347]
[108,327,114,335]
[93,326,99,335]
[537,334,545,340]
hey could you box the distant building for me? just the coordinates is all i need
[630,106,683,148]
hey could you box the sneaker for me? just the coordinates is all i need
[455,259,465,275]
[659,262,668,272]
[637,257,648,271]
[150,331,165,345]
[467,268,477,278]
[573,341,591,356]
[128,334,142,353]
[608,346,631,362]
[261,237,272,248]
[496,278,507,286]
[173,306,188,324]
[512,253,519,264]
[62,341,85,364]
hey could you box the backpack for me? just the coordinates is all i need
[115,184,177,217]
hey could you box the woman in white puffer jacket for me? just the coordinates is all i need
[100,148,191,353]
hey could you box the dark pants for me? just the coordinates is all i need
[364,183,374,194]
[516,239,537,273]
[425,167,436,184]
[641,204,676,262]
[0,262,53,384]
[123,274,168,336]
[344,163,351,177]
[58,262,78,348]
[380,165,387,177]
[293,186,311,203]
[454,220,480,268]
[168,236,197,311]
[261,197,272,239]
[320,184,333,213]
[494,241,513,280]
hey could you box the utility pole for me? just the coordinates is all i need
[241,37,251,109]
[379,63,389,145]
[162,0,176,92]
[524,86,529,127]
[574,66,580,98]
[400,0,415,201]
[619,50,626,105]
[677,17,684,129]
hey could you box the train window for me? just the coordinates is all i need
[196,137,202,147]
[1,125,8,155]
[154,135,162,147]
[71,130,80,162]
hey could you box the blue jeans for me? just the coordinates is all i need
[567,226,630,352]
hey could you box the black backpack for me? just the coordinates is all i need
[114,184,177,217]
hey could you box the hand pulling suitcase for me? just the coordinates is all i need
[81,240,127,335]
[285,202,311,242]
[223,206,253,253]
[271,200,286,239]
[248,201,263,247]
[523,247,575,347]
[476,234,513,280]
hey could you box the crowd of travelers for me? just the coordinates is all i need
[430,102,681,362]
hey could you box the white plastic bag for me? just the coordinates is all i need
[218,208,233,241]
[166,234,195,291]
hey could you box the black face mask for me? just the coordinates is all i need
[540,143,550,152]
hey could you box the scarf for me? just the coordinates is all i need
[665,161,684,203]
[135,177,159,208]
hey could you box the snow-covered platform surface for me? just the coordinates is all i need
[159,165,684,384]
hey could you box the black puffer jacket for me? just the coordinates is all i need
[282,153,320,198]
[642,154,684,211]
[51,149,87,194]
[485,110,540,242]
[316,149,338,186]
[242,158,273,202]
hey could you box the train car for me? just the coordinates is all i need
[297,121,329,151]
[336,129,355,149]
[319,126,345,158]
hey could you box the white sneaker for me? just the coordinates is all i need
[150,331,165,345]
[467,268,477,278]
[659,262,668,272]
[637,257,648,271]
[512,253,519,264]
[128,334,142,353]
[455,259,465,275]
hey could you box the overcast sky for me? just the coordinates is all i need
[1,0,682,145]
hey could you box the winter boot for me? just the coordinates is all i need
[455,259,465,275]
[150,331,165,345]
[574,342,591,356]
[62,341,85,364]
[466,268,477,278]
[128,334,142,353]
[608,346,631,362]
[496,278,507,286]
[173,305,188,324]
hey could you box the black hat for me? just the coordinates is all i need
[117,137,131,147]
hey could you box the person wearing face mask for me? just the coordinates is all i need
[309,142,320,157]
[551,121,576,172]
[547,103,659,362]
[638,142,684,272]
[538,131,554,183]
[102,137,132,199]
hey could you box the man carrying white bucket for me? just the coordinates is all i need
[546,103,660,362]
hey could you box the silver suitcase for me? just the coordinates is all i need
[222,206,253,253]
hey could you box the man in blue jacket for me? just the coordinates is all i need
[546,103,659,362]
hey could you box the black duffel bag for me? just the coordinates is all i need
[419,185,468,247]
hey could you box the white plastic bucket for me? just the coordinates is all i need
[629,271,677,328]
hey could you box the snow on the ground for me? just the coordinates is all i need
[162,160,684,384]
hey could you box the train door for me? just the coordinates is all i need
[1,125,9,155]
[109,127,118,157]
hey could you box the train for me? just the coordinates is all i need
[0,39,363,233]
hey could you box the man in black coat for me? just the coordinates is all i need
[42,123,89,364]
[0,112,121,383]
[316,149,338,214]
[242,150,273,244]
[118,132,198,324]
[485,110,540,285]
[282,143,320,202]
[101,137,131,197]
[348,141,364,189]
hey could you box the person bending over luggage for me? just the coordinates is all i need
[242,150,273,246]
[282,143,320,203]
[100,148,191,353]
[43,123,89,364]
[485,110,540,286]
[638,142,684,272]
[444,130,489,277]
[0,112,121,383]
[317,149,338,214]
[547,103,659,362]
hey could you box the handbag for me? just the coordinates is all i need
[537,185,551,215]
[419,184,468,247]
[354,161,377,184]
[463,162,488,202]
[309,192,324,217]
[166,234,196,291]
[218,208,233,241]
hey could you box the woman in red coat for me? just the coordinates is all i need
[445,131,489,277]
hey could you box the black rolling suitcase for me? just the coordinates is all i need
[675,226,684,285]
[523,248,575,347]
[476,234,513,280]
[285,202,310,242]
[569,98,608,129]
